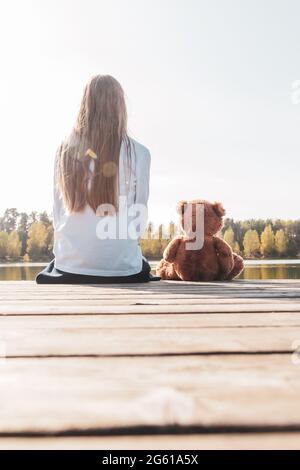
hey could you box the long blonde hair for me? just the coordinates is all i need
[57,75,131,213]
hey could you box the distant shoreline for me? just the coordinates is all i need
[1,259,300,268]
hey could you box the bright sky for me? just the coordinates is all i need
[0,0,299,225]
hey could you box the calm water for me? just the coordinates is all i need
[1,260,300,281]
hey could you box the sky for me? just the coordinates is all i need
[0,0,299,225]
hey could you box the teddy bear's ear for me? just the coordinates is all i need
[213,202,226,217]
[176,200,188,215]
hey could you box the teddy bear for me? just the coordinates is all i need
[156,199,244,282]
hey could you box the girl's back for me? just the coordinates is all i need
[53,136,150,276]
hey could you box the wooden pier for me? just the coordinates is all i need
[0,279,300,449]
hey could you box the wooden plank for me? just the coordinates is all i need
[2,293,300,300]
[0,286,300,299]
[1,325,300,356]
[1,303,299,315]
[2,311,300,329]
[1,292,299,300]
[1,280,300,293]
[1,279,300,285]
[0,355,299,433]
[1,281,299,289]
[1,299,300,310]
[0,433,300,450]
[1,281,299,316]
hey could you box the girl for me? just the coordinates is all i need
[36,75,158,284]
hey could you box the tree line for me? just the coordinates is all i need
[0,208,299,261]
[142,219,300,259]
[222,218,300,259]
[0,209,53,261]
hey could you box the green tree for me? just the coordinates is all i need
[7,231,21,259]
[28,211,38,226]
[26,222,48,260]
[223,226,235,250]
[168,221,176,240]
[234,241,241,255]
[46,225,54,257]
[158,224,164,240]
[275,229,287,256]
[17,212,29,256]
[144,222,154,240]
[1,208,19,233]
[260,224,275,257]
[39,211,52,227]
[285,220,300,257]
[0,231,9,259]
[243,229,260,258]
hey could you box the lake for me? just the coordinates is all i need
[0,259,300,281]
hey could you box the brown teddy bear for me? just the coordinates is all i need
[156,200,244,281]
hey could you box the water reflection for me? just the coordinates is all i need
[0,265,45,281]
[0,263,300,281]
[238,265,300,280]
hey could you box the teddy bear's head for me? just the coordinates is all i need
[176,199,226,237]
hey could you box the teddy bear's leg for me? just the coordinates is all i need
[156,259,181,280]
[213,238,235,279]
[226,253,244,280]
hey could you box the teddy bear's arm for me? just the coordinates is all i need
[163,237,182,263]
[213,237,234,276]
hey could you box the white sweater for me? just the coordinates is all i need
[53,137,151,276]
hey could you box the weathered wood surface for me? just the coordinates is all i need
[1,433,300,450]
[1,355,300,433]
[1,326,300,355]
[0,280,300,449]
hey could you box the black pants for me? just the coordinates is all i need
[36,259,160,284]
